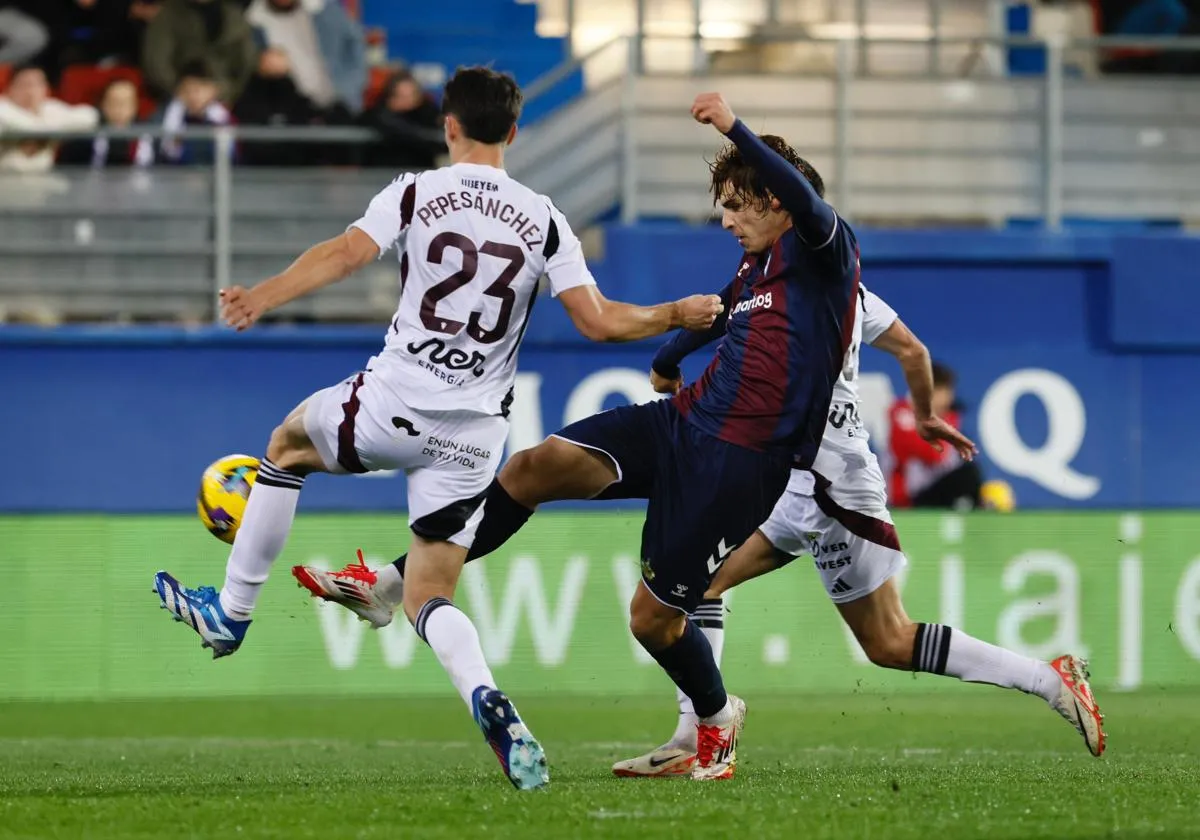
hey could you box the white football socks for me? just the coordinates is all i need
[416,599,497,708]
[672,619,725,747]
[374,562,405,608]
[219,459,303,620]
[918,623,1059,703]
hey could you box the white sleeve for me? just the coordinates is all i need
[349,173,415,256]
[542,199,596,297]
[861,285,899,345]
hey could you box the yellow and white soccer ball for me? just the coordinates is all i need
[197,454,260,543]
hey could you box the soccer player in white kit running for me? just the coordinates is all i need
[612,284,1106,777]
[151,67,723,791]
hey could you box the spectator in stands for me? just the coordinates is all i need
[359,68,445,169]
[66,0,165,67]
[58,77,154,165]
[887,361,984,510]
[233,45,326,164]
[0,5,49,67]
[142,0,257,103]
[245,0,366,118]
[0,64,98,172]
[1097,0,1200,73]
[157,59,235,164]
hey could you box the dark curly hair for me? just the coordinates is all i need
[709,134,825,211]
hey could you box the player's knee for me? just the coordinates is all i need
[500,442,560,505]
[628,610,682,651]
[859,628,914,670]
[265,416,315,473]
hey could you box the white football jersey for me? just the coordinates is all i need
[792,284,899,497]
[351,162,596,415]
[821,284,898,452]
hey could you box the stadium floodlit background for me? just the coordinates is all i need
[2,0,1199,837]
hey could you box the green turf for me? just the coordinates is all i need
[0,691,1197,839]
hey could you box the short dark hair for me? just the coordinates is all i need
[709,134,825,211]
[932,362,957,388]
[441,67,522,145]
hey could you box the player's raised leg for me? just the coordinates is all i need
[293,432,624,621]
[154,398,326,658]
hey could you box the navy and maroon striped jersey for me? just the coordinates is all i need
[670,219,861,468]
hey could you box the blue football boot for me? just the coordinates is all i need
[471,687,549,790]
[153,571,250,659]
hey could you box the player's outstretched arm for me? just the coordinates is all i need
[556,285,723,343]
[219,228,380,331]
[691,92,837,247]
[649,280,735,390]
[871,318,978,461]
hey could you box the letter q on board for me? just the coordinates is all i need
[978,368,1100,500]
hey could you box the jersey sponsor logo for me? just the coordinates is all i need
[814,541,849,556]
[421,434,492,469]
[730,291,773,317]
[815,555,852,571]
[406,337,487,379]
[828,401,862,431]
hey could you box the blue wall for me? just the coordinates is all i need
[3,226,1198,512]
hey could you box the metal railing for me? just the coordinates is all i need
[2,33,1199,323]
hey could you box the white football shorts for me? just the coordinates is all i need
[303,369,507,548]
[759,469,907,604]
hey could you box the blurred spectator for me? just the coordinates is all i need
[1096,0,1200,73]
[3,0,159,78]
[246,0,365,117]
[0,5,49,66]
[157,60,235,164]
[58,77,154,166]
[142,0,257,102]
[0,64,98,173]
[66,0,165,67]
[359,69,445,169]
[887,362,984,510]
[234,46,325,164]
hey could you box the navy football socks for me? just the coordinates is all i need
[392,479,533,577]
[647,619,729,719]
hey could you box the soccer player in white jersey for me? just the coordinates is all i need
[611,284,1106,776]
[151,67,723,791]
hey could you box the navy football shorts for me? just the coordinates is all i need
[553,398,790,612]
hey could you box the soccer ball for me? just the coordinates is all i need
[197,454,260,543]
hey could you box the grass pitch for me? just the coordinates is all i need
[0,691,1197,839]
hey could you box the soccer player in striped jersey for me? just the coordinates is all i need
[612,284,1105,777]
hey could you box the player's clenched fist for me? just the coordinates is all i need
[691,92,736,134]
[219,285,264,331]
[676,293,724,330]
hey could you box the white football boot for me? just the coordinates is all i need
[691,695,746,781]
[611,743,697,778]
[1047,654,1107,756]
[291,549,396,628]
